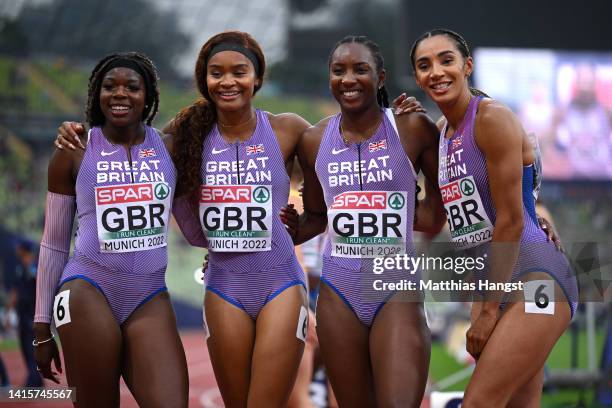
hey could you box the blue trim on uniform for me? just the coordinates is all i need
[59,275,106,299]
[266,280,306,305]
[522,166,539,226]
[135,286,167,310]
[372,290,399,323]
[320,276,356,315]
[206,285,246,312]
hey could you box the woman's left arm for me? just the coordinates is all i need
[467,101,525,358]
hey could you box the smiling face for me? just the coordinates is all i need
[329,43,384,112]
[413,35,473,106]
[99,67,146,127]
[206,50,259,112]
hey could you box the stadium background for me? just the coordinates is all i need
[0,0,609,406]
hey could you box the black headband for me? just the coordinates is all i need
[101,58,149,82]
[99,57,154,108]
[206,43,261,76]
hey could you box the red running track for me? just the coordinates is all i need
[0,329,223,408]
[2,329,432,407]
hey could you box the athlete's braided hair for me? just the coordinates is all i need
[328,36,390,108]
[409,28,489,98]
[86,52,160,127]
[171,31,265,206]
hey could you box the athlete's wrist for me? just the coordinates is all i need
[33,322,52,340]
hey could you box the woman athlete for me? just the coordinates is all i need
[411,29,578,407]
[34,52,188,407]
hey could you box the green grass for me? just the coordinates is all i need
[429,329,606,407]
[165,226,207,307]
[34,61,88,102]
[0,338,18,352]
[2,56,331,124]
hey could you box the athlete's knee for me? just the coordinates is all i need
[144,389,188,408]
[377,391,423,408]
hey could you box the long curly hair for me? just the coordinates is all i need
[172,31,266,207]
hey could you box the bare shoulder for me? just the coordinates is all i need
[395,112,438,142]
[475,98,524,150]
[267,112,311,134]
[160,131,174,155]
[303,115,332,142]
[476,98,521,129]
[47,146,79,194]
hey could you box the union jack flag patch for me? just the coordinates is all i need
[138,148,156,158]
[368,139,387,152]
[452,135,463,149]
[246,144,264,155]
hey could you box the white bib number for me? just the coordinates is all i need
[524,280,555,315]
[199,185,272,252]
[328,191,407,258]
[440,175,493,248]
[95,182,172,253]
[53,290,71,327]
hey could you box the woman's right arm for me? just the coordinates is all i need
[292,121,329,245]
[33,147,79,383]
[160,131,208,248]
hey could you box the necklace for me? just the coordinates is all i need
[218,113,256,129]
[339,115,382,145]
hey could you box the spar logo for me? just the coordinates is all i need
[441,181,461,204]
[331,191,387,210]
[96,183,167,236]
[388,193,405,210]
[154,183,170,200]
[460,179,475,196]
[97,183,154,204]
[200,185,251,203]
[253,186,270,203]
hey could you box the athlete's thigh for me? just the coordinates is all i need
[463,293,570,407]
[370,299,430,408]
[315,283,375,408]
[204,289,255,408]
[249,285,307,408]
[121,291,188,408]
[56,279,122,408]
[507,367,544,408]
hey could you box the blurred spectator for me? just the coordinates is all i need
[555,63,612,177]
[7,239,42,387]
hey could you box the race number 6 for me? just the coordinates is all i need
[53,290,72,327]
[524,280,554,315]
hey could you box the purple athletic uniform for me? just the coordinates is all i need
[438,96,578,316]
[200,109,305,320]
[59,126,176,324]
[315,109,419,327]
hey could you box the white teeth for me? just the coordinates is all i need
[432,82,451,90]
[220,92,239,96]
[111,106,129,110]
[343,90,360,96]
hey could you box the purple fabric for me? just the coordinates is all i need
[314,109,419,327]
[439,96,578,316]
[35,192,76,323]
